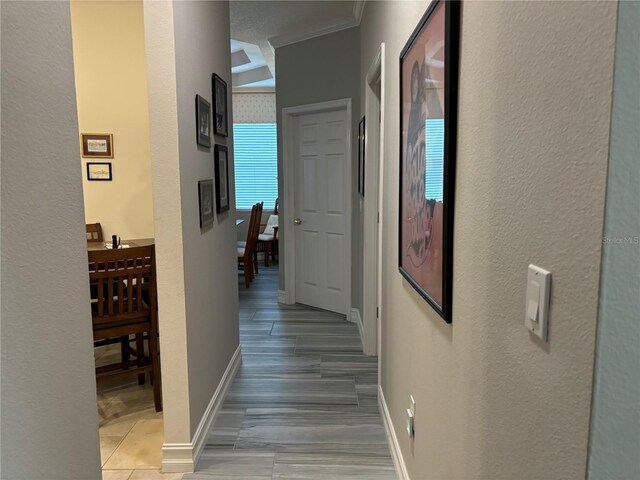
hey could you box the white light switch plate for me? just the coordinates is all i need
[525,264,551,341]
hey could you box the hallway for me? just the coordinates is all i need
[185,264,396,479]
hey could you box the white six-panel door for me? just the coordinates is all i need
[293,108,350,314]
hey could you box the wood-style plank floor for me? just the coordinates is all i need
[185,261,396,479]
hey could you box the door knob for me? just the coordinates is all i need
[294,218,302,225]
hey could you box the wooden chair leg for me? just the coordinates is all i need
[136,333,145,385]
[149,329,162,412]
[244,260,251,288]
[253,248,259,275]
[120,335,129,365]
[264,241,270,267]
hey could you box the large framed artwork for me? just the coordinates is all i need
[399,0,460,324]
[214,144,230,213]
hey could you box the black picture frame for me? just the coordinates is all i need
[398,0,460,324]
[214,144,230,213]
[358,116,366,196]
[196,94,211,148]
[86,162,112,181]
[212,74,228,137]
[198,179,214,228]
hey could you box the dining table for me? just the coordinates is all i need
[87,237,155,251]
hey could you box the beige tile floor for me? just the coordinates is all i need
[96,344,182,480]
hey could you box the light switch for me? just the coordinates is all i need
[525,265,551,341]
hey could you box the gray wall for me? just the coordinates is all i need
[172,0,240,435]
[1,2,102,478]
[275,27,362,314]
[588,1,640,478]
[360,1,617,478]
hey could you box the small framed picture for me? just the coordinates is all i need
[358,116,366,196]
[198,179,214,228]
[212,74,228,137]
[86,162,112,181]
[214,144,230,213]
[81,133,113,158]
[196,94,211,148]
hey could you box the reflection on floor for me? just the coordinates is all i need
[186,261,396,479]
[97,345,182,480]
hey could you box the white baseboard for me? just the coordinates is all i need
[378,385,410,480]
[350,308,364,351]
[278,289,287,304]
[161,345,242,473]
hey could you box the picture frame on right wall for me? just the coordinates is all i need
[398,0,461,324]
[358,116,365,196]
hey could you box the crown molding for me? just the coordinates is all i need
[268,15,359,49]
[353,0,366,24]
[232,87,275,94]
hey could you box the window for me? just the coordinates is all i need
[233,123,278,210]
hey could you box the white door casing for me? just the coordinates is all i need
[363,44,385,357]
[282,99,352,315]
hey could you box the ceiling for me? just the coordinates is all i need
[230,1,364,91]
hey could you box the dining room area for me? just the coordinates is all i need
[71,2,174,477]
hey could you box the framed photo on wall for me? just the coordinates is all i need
[86,162,112,181]
[196,94,212,148]
[358,116,366,196]
[214,144,230,213]
[212,74,228,137]
[398,0,460,324]
[198,179,214,228]
[81,133,113,158]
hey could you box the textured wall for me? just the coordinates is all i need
[1,2,102,478]
[233,93,276,123]
[360,1,617,478]
[588,1,640,478]
[143,0,239,450]
[172,0,239,435]
[275,27,362,313]
[143,0,192,445]
[71,0,155,240]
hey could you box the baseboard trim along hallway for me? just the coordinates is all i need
[350,307,365,351]
[161,345,242,473]
[379,384,410,480]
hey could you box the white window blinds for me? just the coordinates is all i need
[233,123,278,209]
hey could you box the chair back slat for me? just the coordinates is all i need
[86,223,103,243]
[88,246,155,323]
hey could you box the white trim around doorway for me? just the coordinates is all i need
[362,43,385,357]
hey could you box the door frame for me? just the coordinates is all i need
[281,98,353,315]
[363,44,385,357]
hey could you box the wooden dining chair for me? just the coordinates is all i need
[257,214,278,267]
[251,202,263,275]
[86,223,103,243]
[238,202,263,287]
[88,245,162,412]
